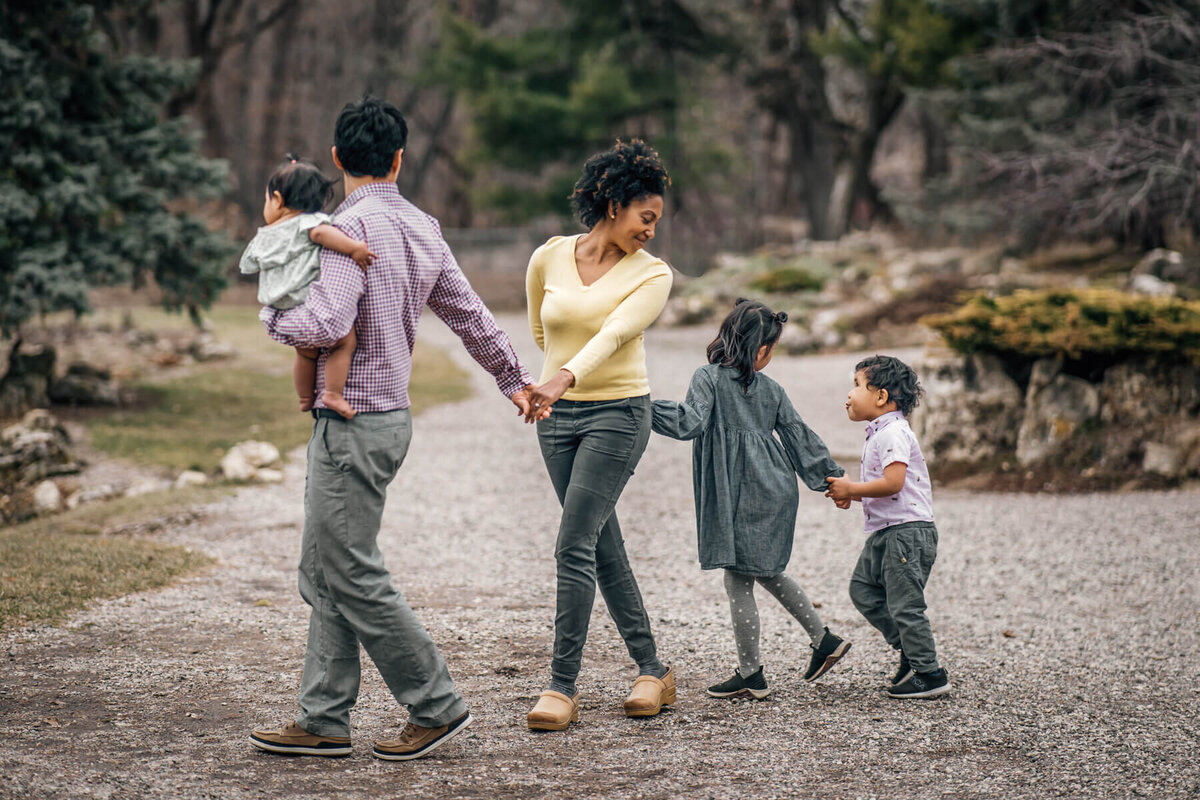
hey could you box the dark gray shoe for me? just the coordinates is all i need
[804,628,852,682]
[707,667,770,699]
[888,668,951,699]
[891,650,913,686]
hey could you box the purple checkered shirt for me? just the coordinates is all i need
[260,182,533,411]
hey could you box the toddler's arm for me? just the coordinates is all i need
[309,223,376,268]
[651,367,715,440]
[775,392,844,490]
[825,462,906,502]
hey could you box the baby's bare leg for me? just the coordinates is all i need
[294,347,319,412]
[320,328,358,419]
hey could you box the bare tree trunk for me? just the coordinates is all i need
[918,102,949,180]
[840,79,904,229]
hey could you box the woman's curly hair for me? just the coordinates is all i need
[570,139,671,228]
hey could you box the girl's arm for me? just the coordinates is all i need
[776,392,845,490]
[652,368,715,440]
[309,223,375,268]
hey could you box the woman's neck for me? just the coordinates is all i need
[578,224,626,266]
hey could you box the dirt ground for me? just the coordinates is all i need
[2,314,1198,799]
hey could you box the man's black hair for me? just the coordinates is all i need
[266,154,334,214]
[855,355,925,416]
[333,96,409,178]
[570,139,670,228]
[707,298,789,390]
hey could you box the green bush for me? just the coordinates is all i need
[921,289,1200,362]
[748,267,825,293]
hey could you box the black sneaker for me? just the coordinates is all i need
[706,667,770,699]
[803,628,852,682]
[887,668,951,699]
[891,650,913,686]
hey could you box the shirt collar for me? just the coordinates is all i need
[865,410,906,439]
[337,181,399,214]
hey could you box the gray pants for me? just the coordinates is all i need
[295,411,466,737]
[537,396,658,689]
[724,570,826,678]
[849,521,940,673]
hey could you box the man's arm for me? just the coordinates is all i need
[260,228,365,349]
[426,242,534,397]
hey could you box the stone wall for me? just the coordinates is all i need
[911,350,1200,487]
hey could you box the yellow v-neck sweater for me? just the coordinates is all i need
[526,234,673,401]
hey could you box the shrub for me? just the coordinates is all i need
[748,266,824,293]
[920,289,1200,363]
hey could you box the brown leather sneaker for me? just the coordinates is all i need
[526,690,580,731]
[372,711,473,761]
[623,667,676,717]
[249,721,351,757]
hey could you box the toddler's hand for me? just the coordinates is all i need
[350,242,376,269]
[825,475,852,502]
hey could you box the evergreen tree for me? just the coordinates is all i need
[0,0,234,341]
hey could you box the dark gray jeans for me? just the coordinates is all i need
[848,521,941,672]
[537,396,657,688]
[295,411,466,736]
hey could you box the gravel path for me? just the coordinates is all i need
[2,314,1198,799]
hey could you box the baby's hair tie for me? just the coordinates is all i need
[776,311,789,323]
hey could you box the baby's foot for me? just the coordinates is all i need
[298,395,315,412]
[321,390,357,419]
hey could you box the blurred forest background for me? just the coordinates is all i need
[4,0,1199,336]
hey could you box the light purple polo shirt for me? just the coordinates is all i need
[860,410,935,534]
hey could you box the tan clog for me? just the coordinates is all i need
[623,667,676,717]
[526,690,580,731]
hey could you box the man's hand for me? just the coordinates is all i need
[350,242,377,269]
[511,385,551,424]
[825,475,853,502]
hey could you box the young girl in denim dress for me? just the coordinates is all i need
[651,299,852,698]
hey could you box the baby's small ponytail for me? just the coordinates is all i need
[706,298,789,389]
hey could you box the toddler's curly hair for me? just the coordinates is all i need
[855,355,925,416]
[570,139,670,228]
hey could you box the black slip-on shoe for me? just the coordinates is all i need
[706,667,770,700]
[804,628,852,682]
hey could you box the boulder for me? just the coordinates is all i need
[125,478,173,497]
[911,351,1024,466]
[49,362,121,406]
[1016,359,1101,466]
[1142,442,1183,478]
[0,409,79,488]
[1128,273,1176,297]
[189,335,235,362]
[174,470,209,489]
[1131,248,1200,287]
[220,440,280,481]
[32,480,62,514]
[1100,361,1200,426]
[254,468,285,483]
[66,484,120,509]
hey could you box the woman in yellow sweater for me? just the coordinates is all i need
[524,140,676,731]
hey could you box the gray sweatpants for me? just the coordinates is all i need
[848,521,940,673]
[294,411,466,737]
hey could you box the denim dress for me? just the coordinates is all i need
[651,364,844,576]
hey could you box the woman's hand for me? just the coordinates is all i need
[526,369,574,423]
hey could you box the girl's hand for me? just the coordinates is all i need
[833,497,852,510]
[825,475,853,502]
[526,369,574,423]
[350,242,376,269]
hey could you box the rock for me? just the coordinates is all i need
[0,409,79,488]
[49,362,121,406]
[1016,359,1101,465]
[174,470,209,489]
[66,484,120,509]
[1100,360,1200,425]
[125,478,173,497]
[911,351,1024,466]
[32,480,62,514]
[189,335,235,362]
[254,468,285,483]
[1142,442,1183,478]
[221,440,280,481]
[1128,273,1177,297]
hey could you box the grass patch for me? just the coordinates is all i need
[0,487,220,629]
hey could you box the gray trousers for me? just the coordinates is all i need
[537,396,658,688]
[849,521,941,672]
[295,411,466,737]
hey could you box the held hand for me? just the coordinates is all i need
[511,385,551,424]
[350,242,377,269]
[833,497,852,510]
[526,369,574,423]
[825,475,853,502]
